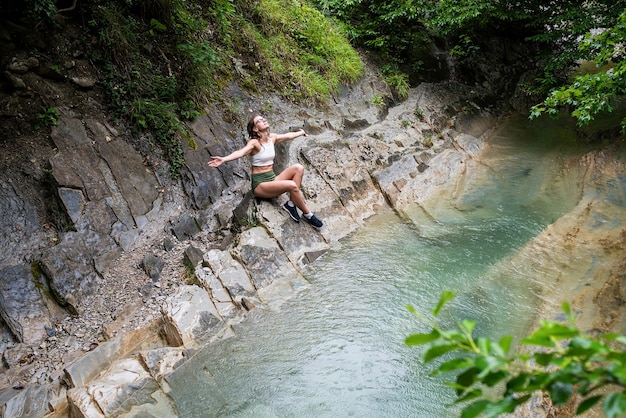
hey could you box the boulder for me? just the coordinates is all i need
[39,231,117,315]
[64,324,163,390]
[67,356,177,418]
[0,265,51,344]
[194,266,238,318]
[139,347,194,386]
[202,249,256,302]
[236,227,300,289]
[161,285,223,348]
[2,384,51,418]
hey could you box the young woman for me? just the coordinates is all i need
[208,114,323,228]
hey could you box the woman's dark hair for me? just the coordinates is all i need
[247,115,261,139]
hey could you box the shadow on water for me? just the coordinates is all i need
[167,114,596,417]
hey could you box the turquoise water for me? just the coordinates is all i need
[167,114,590,417]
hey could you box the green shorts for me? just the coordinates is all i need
[251,170,276,192]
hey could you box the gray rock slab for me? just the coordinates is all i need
[141,254,164,282]
[194,267,237,318]
[139,347,194,386]
[87,119,160,219]
[0,265,51,344]
[169,213,201,242]
[64,323,164,389]
[50,118,109,202]
[183,245,204,269]
[203,249,255,297]
[39,232,110,315]
[184,113,246,209]
[2,384,51,418]
[0,180,50,272]
[58,187,86,224]
[161,285,222,348]
[236,227,301,289]
[68,356,175,418]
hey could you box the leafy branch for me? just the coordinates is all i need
[530,9,626,131]
[406,291,626,418]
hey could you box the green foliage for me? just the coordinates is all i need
[382,69,410,100]
[180,100,200,121]
[131,98,185,174]
[240,0,363,103]
[449,34,480,58]
[35,107,59,129]
[177,42,221,66]
[530,9,626,131]
[183,258,199,285]
[8,0,59,26]
[407,292,626,417]
[311,0,625,132]
[87,1,213,176]
[370,95,385,107]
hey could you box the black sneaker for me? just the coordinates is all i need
[283,202,300,222]
[303,214,323,228]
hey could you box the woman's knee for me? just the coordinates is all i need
[292,163,304,174]
[286,180,300,193]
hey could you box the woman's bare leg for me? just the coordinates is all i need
[254,178,311,214]
[275,164,304,188]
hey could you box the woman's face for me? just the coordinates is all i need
[253,116,268,131]
[248,115,269,138]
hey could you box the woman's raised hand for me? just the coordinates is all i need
[208,156,225,167]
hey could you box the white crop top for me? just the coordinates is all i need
[251,140,276,166]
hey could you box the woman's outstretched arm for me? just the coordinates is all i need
[208,140,257,167]
[273,129,307,144]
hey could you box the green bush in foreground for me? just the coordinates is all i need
[406,291,626,418]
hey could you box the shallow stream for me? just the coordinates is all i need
[167,114,593,417]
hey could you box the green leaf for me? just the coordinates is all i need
[521,335,555,347]
[405,330,440,346]
[475,355,504,377]
[433,291,456,316]
[526,372,552,391]
[456,388,483,403]
[498,335,513,355]
[482,395,527,417]
[456,367,478,395]
[577,395,602,414]
[506,373,530,392]
[476,337,491,354]
[533,352,554,366]
[531,322,580,340]
[461,319,476,335]
[482,370,508,387]
[566,336,607,357]
[423,343,457,362]
[460,399,490,418]
[548,381,574,405]
[615,335,626,346]
[562,301,571,315]
[436,357,473,373]
[604,392,626,418]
